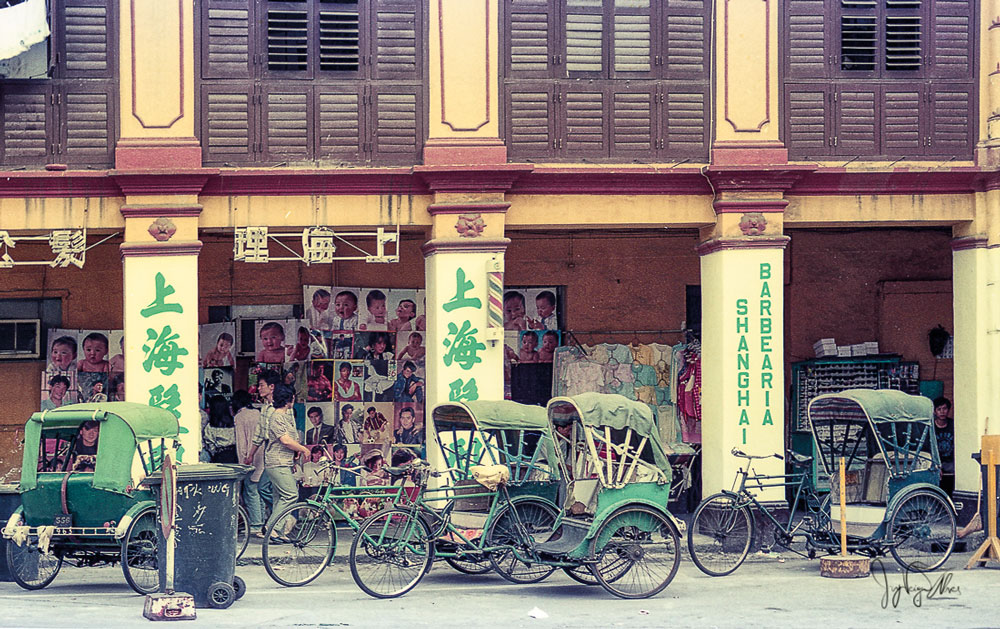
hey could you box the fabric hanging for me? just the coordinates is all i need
[0,0,50,62]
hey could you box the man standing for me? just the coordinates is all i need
[244,370,282,528]
[262,384,311,540]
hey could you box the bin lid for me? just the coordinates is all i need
[0,484,19,494]
[143,463,252,485]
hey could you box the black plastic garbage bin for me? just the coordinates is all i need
[0,484,21,582]
[144,463,250,608]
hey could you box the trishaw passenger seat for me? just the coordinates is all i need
[470,465,509,490]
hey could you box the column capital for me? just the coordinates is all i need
[120,240,203,258]
[421,237,510,258]
[413,164,533,194]
[696,235,790,256]
[112,170,217,197]
[704,165,814,193]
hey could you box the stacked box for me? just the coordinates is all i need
[850,343,867,357]
[813,338,838,358]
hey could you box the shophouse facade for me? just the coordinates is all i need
[0,0,994,519]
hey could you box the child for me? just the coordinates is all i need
[518,332,540,363]
[306,288,333,331]
[504,291,527,331]
[531,291,558,330]
[77,332,110,373]
[332,290,359,330]
[203,332,235,367]
[286,326,311,362]
[396,331,425,361]
[388,299,418,332]
[109,336,125,372]
[359,290,387,331]
[48,335,77,372]
[538,330,559,362]
[256,322,286,363]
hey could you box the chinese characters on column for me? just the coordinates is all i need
[441,267,485,402]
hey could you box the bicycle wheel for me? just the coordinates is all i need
[263,503,336,587]
[688,493,754,576]
[591,506,680,599]
[121,507,161,594]
[235,505,250,561]
[6,535,63,590]
[486,498,558,584]
[563,565,599,585]
[445,553,492,575]
[350,508,433,599]
[889,489,955,572]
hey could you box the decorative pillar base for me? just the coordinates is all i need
[711,141,789,167]
[422,138,508,166]
[115,137,203,170]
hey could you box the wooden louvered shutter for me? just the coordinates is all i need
[560,83,608,157]
[836,0,877,78]
[317,0,361,76]
[316,84,365,161]
[929,0,972,79]
[883,0,922,78]
[784,0,829,78]
[610,84,656,156]
[662,84,707,158]
[201,85,254,165]
[662,0,709,80]
[61,83,115,166]
[834,86,877,156]
[610,0,653,79]
[0,84,54,166]
[882,85,923,155]
[506,0,557,79]
[506,82,557,159]
[201,0,252,79]
[264,0,313,79]
[926,85,972,157]
[56,0,114,79]
[564,0,604,77]
[783,84,831,157]
[370,0,419,81]
[260,86,314,162]
[369,84,421,165]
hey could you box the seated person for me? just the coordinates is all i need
[72,420,100,471]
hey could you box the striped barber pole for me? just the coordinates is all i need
[487,271,503,328]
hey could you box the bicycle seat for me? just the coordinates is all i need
[786,450,813,467]
[470,465,509,490]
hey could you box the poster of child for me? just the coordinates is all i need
[523,288,559,330]
[200,322,237,367]
[387,290,420,333]
[330,287,361,331]
[358,288,389,331]
[395,330,425,364]
[306,360,335,402]
[77,330,112,373]
[109,371,126,401]
[285,323,312,362]
[359,443,390,487]
[516,330,561,364]
[40,372,77,410]
[108,331,125,372]
[359,402,394,444]
[537,330,561,363]
[255,319,290,363]
[46,329,79,373]
[302,285,334,332]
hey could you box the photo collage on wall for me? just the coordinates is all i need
[502,287,563,400]
[199,321,237,408]
[42,328,125,410]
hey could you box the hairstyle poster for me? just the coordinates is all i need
[393,403,424,445]
[199,322,237,368]
[332,360,365,402]
[201,367,234,404]
[306,360,335,403]
[282,360,308,402]
[40,370,78,410]
[353,331,394,361]
[302,401,337,442]
[359,402,394,445]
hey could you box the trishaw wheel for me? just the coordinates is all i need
[888,489,956,572]
[688,493,754,577]
[563,566,599,585]
[350,508,433,598]
[485,498,558,584]
[445,554,492,575]
[5,535,63,590]
[591,506,680,599]
[263,503,336,587]
[235,505,251,561]
[122,507,162,594]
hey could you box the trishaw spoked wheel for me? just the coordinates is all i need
[235,505,251,561]
[688,493,754,577]
[350,508,433,598]
[263,503,336,587]
[445,551,492,575]
[888,490,956,573]
[591,506,680,599]
[563,565,599,585]
[5,536,63,590]
[486,498,558,584]
[122,507,162,594]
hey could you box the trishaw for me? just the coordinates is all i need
[1,402,178,592]
[349,393,683,599]
[688,389,957,575]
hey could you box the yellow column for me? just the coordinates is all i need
[712,0,785,165]
[979,0,1000,162]
[699,178,789,501]
[423,0,505,165]
[120,200,203,461]
[115,0,200,169]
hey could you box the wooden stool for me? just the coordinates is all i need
[966,435,1000,569]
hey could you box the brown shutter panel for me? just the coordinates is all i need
[0,84,53,166]
[929,0,972,79]
[662,83,707,158]
[784,0,828,78]
[784,84,831,157]
[564,0,604,77]
[201,0,253,79]
[264,1,312,79]
[318,2,362,75]
[57,0,114,79]
[882,86,923,155]
[610,85,656,157]
[61,83,115,167]
[663,0,709,79]
[201,86,255,165]
[370,85,422,165]
[316,85,365,162]
[261,86,314,163]
[561,83,608,158]
[370,0,420,81]
[506,0,557,79]
[927,85,973,157]
[611,0,654,79]
[505,82,558,160]
[834,86,878,156]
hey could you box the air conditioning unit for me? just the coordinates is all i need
[236,317,258,358]
[0,319,41,359]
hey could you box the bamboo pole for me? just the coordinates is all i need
[840,456,848,556]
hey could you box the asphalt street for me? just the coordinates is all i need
[1,532,996,628]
